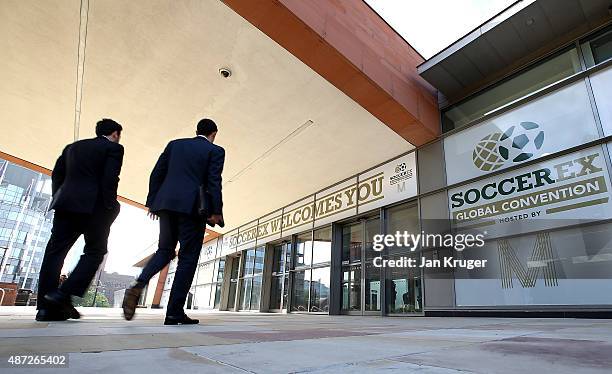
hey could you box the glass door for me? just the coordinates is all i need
[226,254,240,310]
[385,202,423,315]
[341,216,380,315]
[269,241,291,312]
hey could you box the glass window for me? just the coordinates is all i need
[342,223,363,264]
[312,226,331,264]
[454,222,612,307]
[442,48,581,132]
[310,267,330,312]
[243,248,255,276]
[250,276,262,310]
[295,232,312,268]
[386,254,422,313]
[387,203,419,256]
[582,26,612,67]
[194,284,212,309]
[364,219,380,262]
[291,270,310,312]
[272,244,284,273]
[364,262,380,311]
[270,276,283,310]
[216,258,225,282]
[214,284,222,309]
[239,278,252,310]
[254,246,264,275]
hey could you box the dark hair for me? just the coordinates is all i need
[196,118,218,136]
[96,118,123,136]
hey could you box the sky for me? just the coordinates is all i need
[63,0,518,278]
[365,0,517,59]
[63,202,159,277]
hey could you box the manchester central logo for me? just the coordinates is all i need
[472,122,545,171]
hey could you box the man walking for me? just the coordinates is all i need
[122,118,224,325]
[36,119,124,321]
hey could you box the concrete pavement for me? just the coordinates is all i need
[1,307,612,373]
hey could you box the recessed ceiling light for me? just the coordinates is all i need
[525,18,535,26]
[219,68,232,78]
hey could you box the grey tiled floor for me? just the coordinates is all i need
[1,307,611,373]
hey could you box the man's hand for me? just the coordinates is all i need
[147,209,158,220]
[207,214,223,226]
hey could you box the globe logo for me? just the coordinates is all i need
[472,122,544,172]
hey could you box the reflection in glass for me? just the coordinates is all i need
[310,267,330,312]
[272,244,284,274]
[216,258,225,282]
[342,223,362,264]
[365,218,380,262]
[295,232,312,267]
[442,48,581,132]
[582,26,612,67]
[250,276,262,310]
[243,248,255,276]
[214,284,222,309]
[387,204,419,256]
[227,279,237,309]
[291,270,310,312]
[254,246,264,274]
[341,265,361,312]
[364,262,380,311]
[270,276,283,310]
[194,284,212,309]
[240,278,252,310]
[386,255,422,313]
[312,226,332,264]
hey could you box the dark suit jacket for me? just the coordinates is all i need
[146,136,224,216]
[51,136,124,214]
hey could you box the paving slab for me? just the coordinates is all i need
[0,307,611,373]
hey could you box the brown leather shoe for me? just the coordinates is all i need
[122,287,142,321]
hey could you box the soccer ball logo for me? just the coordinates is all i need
[472,122,544,171]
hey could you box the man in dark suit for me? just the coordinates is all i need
[122,118,224,325]
[36,119,124,321]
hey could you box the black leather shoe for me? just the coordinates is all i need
[122,286,143,321]
[35,308,68,322]
[164,314,199,325]
[44,290,80,319]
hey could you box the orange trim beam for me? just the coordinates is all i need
[223,0,440,146]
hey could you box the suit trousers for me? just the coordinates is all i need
[37,204,119,310]
[137,211,205,317]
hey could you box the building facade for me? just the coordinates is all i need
[156,6,612,317]
[0,159,54,298]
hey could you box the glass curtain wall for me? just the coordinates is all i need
[442,48,581,132]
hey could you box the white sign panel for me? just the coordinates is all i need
[449,146,612,238]
[357,152,417,213]
[200,238,219,262]
[220,229,238,256]
[444,81,599,184]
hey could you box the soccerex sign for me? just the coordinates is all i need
[448,146,612,237]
